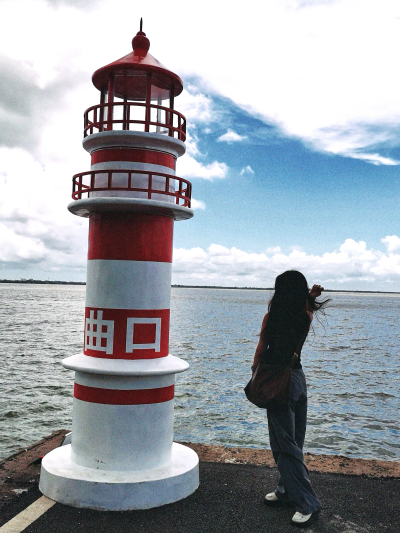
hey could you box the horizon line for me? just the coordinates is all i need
[0,279,399,294]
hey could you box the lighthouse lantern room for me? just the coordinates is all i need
[39,21,199,511]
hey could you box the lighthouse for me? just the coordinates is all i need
[39,21,199,510]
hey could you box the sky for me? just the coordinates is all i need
[1,0,400,290]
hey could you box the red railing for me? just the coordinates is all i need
[84,102,186,141]
[72,169,191,208]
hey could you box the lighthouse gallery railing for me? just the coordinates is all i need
[72,169,192,208]
[84,102,186,141]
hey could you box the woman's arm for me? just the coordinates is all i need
[252,312,269,369]
[307,284,324,319]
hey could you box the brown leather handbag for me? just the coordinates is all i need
[244,352,299,409]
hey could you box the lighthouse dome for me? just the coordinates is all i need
[92,23,183,101]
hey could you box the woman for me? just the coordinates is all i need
[252,270,329,528]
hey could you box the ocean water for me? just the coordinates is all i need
[0,284,399,462]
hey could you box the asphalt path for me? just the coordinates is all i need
[0,462,398,532]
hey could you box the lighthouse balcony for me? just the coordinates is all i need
[84,102,186,141]
[72,169,191,204]
[68,169,193,220]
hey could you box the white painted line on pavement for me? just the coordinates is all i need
[0,496,56,533]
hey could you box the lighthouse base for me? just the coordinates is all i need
[39,443,199,510]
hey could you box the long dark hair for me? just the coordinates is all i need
[260,270,330,356]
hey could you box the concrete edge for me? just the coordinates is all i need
[178,442,400,479]
[0,430,69,508]
[1,431,399,509]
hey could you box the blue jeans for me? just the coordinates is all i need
[267,368,321,515]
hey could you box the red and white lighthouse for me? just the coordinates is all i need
[39,21,199,510]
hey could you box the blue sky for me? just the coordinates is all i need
[1,0,400,290]
[177,85,400,254]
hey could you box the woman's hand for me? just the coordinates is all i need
[309,284,324,299]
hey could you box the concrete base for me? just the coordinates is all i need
[39,443,199,510]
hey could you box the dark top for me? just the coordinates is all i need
[259,323,310,369]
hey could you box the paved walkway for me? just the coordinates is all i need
[1,460,399,532]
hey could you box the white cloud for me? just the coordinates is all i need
[382,235,400,253]
[191,198,206,210]
[184,131,202,158]
[217,129,247,143]
[178,154,228,180]
[370,254,400,277]
[166,85,230,181]
[347,153,400,166]
[305,126,400,165]
[178,86,214,124]
[173,247,207,264]
[172,237,400,289]
[180,131,229,180]
[0,223,47,263]
[240,165,255,175]
[0,147,88,278]
[265,246,281,254]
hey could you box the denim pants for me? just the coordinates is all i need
[267,368,321,515]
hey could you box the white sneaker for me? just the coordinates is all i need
[264,491,290,507]
[265,492,279,502]
[291,510,320,528]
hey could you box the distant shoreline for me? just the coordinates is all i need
[0,279,399,294]
[0,279,85,285]
[172,285,400,294]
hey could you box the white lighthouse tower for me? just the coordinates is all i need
[39,21,199,511]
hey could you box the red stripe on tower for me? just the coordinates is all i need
[74,383,175,404]
[91,148,176,169]
[83,308,169,359]
[88,212,173,262]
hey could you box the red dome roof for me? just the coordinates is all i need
[92,24,183,101]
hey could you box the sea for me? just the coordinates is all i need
[0,284,399,463]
